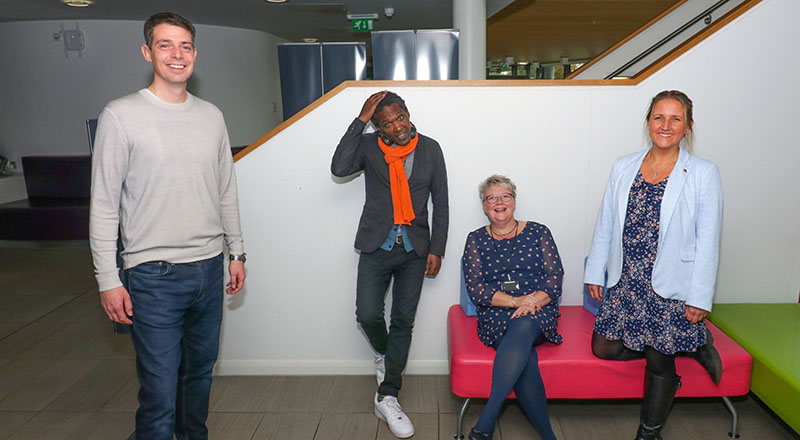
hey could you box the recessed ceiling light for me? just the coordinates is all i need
[63,0,94,7]
[264,0,287,3]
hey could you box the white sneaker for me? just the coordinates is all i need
[374,354,386,385]
[374,392,414,438]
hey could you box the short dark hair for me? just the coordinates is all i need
[144,12,196,48]
[371,91,409,127]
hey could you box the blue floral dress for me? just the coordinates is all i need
[463,222,564,347]
[594,172,707,354]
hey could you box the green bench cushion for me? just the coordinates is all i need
[709,303,800,434]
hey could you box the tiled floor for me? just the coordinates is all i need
[0,245,797,439]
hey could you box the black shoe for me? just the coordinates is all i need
[635,422,662,440]
[696,328,722,384]
[468,427,492,440]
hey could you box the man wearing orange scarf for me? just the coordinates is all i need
[332,91,449,438]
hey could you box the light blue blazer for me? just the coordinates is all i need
[584,148,723,312]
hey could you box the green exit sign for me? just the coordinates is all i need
[352,19,374,32]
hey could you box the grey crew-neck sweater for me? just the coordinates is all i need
[90,89,244,292]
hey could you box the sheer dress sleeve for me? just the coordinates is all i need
[462,230,502,307]
[536,224,564,303]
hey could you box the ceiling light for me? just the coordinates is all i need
[346,13,379,20]
[302,38,318,43]
[63,0,94,6]
[264,0,287,3]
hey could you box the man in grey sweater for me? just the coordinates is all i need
[89,12,245,440]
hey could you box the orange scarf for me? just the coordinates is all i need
[378,134,419,226]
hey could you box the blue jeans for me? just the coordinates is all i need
[123,253,224,440]
[356,246,427,397]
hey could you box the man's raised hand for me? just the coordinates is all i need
[358,91,388,123]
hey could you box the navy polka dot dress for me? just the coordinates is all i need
[462,222,564,347]
[594,172,707,354]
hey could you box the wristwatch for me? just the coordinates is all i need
[230,253,247,263]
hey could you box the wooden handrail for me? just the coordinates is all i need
[566,0,688,80]
[609,0,737,79]
[632,0,761,80]
[234,0,762,163]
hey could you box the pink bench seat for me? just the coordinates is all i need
[448,305,752,438]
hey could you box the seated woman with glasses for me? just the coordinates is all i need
[462,174,563,440]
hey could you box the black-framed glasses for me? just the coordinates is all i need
[484,193,513,204]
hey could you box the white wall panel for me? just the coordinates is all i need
[83,0,793,375]
[0,20,284,164]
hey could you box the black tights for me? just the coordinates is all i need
[591,332,676,376]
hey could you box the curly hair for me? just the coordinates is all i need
[370,91,409,127]
[478,175,517,202]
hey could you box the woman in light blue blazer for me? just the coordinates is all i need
[584,90,723,440]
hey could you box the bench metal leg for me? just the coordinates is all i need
[456,395,738,438]
[721,396,740,438]
[455,397,471,439]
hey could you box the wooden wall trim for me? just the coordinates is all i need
[235,81,346,161]
[567,0,688,79]
[233,78,635,161]
[234,0,762,162]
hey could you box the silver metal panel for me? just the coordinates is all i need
[321,42,366,93]
[277,43,323,121]
[371,30,416,80]
[416,29,459,80]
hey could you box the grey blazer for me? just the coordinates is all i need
[331,118,449,258]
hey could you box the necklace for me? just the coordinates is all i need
[490,220,518,239]
[645,152,678,180]
[489,221,520,281]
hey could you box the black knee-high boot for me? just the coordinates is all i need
[634,369,681,440]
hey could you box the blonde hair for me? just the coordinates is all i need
[644,90,695,153]
[478,174,516,201]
